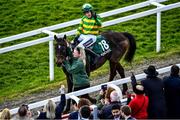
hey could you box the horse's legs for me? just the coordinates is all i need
[109,61,117,81]
[65,75,73,113]
[116,62,128,94]
[62,67,73,113]
[85,57,91,76]
[109,44,128,94]
[116,62,125,78]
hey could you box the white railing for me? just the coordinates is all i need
[0,0,167,44]
[1,0,180,80]
[9,63,180,115]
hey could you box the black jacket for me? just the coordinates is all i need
[141,76,167,119]
[98,101,121,119]
[163,75,180,118]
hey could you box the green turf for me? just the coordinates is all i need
[0,0,179,103]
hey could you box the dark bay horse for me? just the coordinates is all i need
[55,31,136,112]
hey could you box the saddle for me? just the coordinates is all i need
[72,35,111,66]
[87,35,111,66]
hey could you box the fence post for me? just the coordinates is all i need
[49,39,54,81]
[156,11,161,52]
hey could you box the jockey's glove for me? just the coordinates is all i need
[93,12,97,19]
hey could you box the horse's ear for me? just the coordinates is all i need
[54,35,58,42]
[63,35,67,40]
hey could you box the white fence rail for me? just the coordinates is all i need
[9,63,180,115]
[0,0,167,44]
[0,0,179,80]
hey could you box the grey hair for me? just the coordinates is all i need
[110,90,121,102]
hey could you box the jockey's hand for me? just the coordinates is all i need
[93,12,97,19]
[74,35,79,42]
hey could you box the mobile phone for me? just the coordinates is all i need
[101,84,107,91]
[131,72,137,85]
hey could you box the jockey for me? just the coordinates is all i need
[73,3,102,65]
[76,3,102,48]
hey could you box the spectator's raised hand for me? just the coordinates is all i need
[59,85,65,94]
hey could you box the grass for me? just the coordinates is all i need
[0,0,180,103]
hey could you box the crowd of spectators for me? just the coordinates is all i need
[0,64,179,120]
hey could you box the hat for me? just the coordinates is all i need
[82,3,93,13]
[144,65,158,77]
[133,84,144,94]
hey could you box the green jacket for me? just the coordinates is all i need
[63,58,90,88]
[77,15,102,35]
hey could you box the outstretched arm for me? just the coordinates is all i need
[55,94,66,119]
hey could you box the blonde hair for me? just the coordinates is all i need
[105,87,115,102]
[76,47,86,66]
[0,108,11,120]
[44,100,56,119]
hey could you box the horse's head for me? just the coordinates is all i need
[54,35,68,66]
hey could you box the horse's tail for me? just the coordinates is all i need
[123,32,136,62]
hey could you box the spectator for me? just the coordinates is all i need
[121,105,136,120]
[99,90,122,119]
[79,105,91,120]
[141,65,167,119]
[96,84,108,110]
[96,89,105,110]
[13,104,33,120]
[127,74,149,119]
[37,85,66,119]
[68,98,92,120]
[163,65,180,118]
[108,104,121,120]
[0,108,11,120]
[104,87,115,105]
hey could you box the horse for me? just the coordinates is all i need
[54,31,136,112]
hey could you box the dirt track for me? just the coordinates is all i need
[0,54,179,111]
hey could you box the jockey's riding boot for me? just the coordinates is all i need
[71,42,76,50]
[85,48,100,66]
[71,35,80,50]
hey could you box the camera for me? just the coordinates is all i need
[101,84,107,91]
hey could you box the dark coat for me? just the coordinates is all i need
[68,111,79,120]
[37,94,66,119]
[141,76,167,119]
[163,75,180,118]
[68,111,93,120]
[98,101,121,119]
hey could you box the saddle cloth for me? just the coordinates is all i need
[91,35,111,56]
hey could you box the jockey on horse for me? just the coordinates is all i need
[72,3,102,65]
